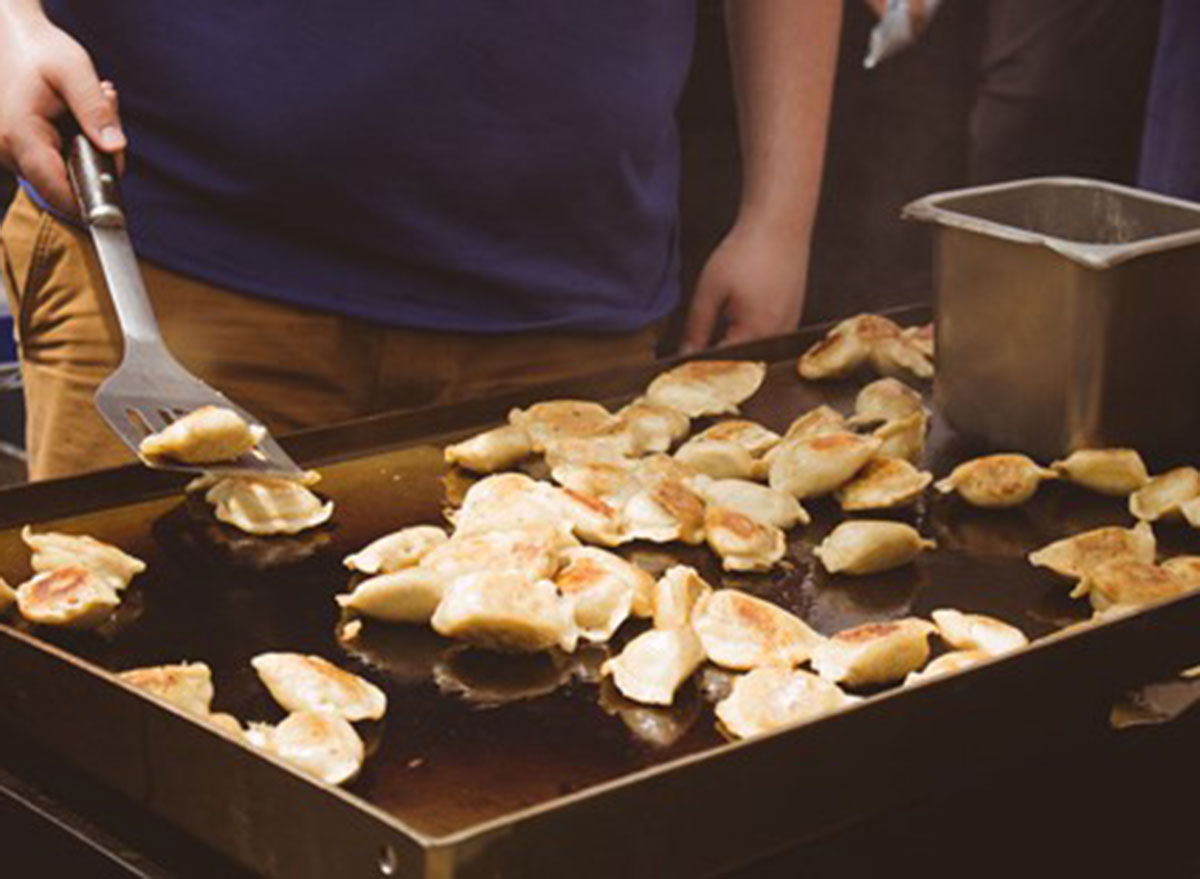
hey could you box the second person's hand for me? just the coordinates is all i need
[680,219,811,354]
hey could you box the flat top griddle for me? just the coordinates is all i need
[2,314,1199,877]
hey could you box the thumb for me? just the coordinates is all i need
[46,50,125,152]
[680,282,726,355]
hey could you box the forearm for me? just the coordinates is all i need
[726,0,841,239]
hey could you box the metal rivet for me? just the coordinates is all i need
[378,844,398,876]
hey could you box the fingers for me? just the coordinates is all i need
[44,49,125,152]
[680,284,726,355]
[9,117,76,215]
[98,80,126,174]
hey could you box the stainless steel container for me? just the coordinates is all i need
[904,177,1200,465]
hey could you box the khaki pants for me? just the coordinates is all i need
[0,190,658,480]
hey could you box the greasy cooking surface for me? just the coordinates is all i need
[3,358,1199,839]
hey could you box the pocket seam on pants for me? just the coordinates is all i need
[15,210,63,357]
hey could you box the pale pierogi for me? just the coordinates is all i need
[902,323,934,359]
[444,424,534,473]
[508,400,619,453]
[869,334,933,380]
[337,566,448,624]
[1129,467,1200,522]
[118,662,215,716]
[797,328,872,380]
[686,419,781,457]
[15,566,120,629]
[421,525,572,584]
[847,377,925,426]
[715,667,857,739]
[835,457,932,511]
[904,650,987,685]
[814,520,935,575]
[549,460,641,508]
[798,314,930,381]
[431,571,578,653]
[710,667,854,739]
[1162,555,1200,589]
[557,488,629,548]
[1027,521,1155,580]
[674,439,756,481]
[797,313,902,380]
[811,618,936,687]
[780,405,847,443]
[703,507,787,572]
[139,405,265,464]
[1181,497,1200,530]
[21,526,146,591]
[616,398,691,454]
[644,360,767,418]
[198,471,333,536]
[449,473,571,536]
[652,565,713,629]
[342,525,448,575]
[601,626,706,706]
[251,652,387,722]
[872,409,929,464]
[930,608,1027,656]
[934,454,1056,508]
[249,710,364,786]
[1050,448,1149,497]
[539,424,639,465]
[692,477,809,530]
[622,461,707,545]
[692,589,822,670]
[555,547,650,640]
[767,431,881,499]
[1070,558,1190,614]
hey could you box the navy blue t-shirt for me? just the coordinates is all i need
[44,3,696,332]
[1140,0,1200,200]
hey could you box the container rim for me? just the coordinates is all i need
[902,176,1200,269]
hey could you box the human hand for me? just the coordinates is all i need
[0,4,125,214]
[680,220,812,354]
[863,0,890,18]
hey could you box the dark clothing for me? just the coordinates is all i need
[1139,0,1200,199]
[41,2,696,332]
[969,0,1161,185]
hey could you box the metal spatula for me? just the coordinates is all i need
[66,134,302,477]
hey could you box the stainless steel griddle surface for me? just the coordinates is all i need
[4,339,1198,842]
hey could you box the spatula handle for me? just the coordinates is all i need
[66,134,125,228]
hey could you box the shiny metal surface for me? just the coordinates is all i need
[66,134,125,227]
[905,177,1200,465]
[2,313,1200,877]
[69,133,301,479]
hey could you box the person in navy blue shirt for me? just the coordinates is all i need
[1140,0,1200,200]
[0,1,840,479]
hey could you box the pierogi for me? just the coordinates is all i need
[715,667,856,739]
[811,618,936,688]
[934,454,1056,508]
[1050,448,1149,497]
[814,520,935,575]
[692,589,822,670]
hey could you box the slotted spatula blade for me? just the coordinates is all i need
[67,133,302,478]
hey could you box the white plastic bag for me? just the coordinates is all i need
[863,0,944,69]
